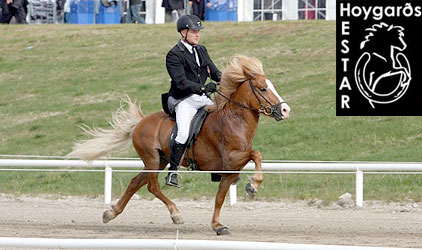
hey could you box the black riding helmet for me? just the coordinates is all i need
[177,15,204,32]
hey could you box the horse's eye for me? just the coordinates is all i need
[260,88,267,92]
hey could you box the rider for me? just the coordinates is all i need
[165,14,222,187]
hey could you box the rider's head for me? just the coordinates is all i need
[177,15,204,46]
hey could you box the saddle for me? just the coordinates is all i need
[162,93,221,181]
[168,107,208,171]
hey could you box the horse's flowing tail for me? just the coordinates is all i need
[67,96,144,161]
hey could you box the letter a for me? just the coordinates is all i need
[339,76,352,90]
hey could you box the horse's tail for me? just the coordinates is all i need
[67,95,144,161]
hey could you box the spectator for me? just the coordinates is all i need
[0,0,27,24]
[125,0,144,24]
[63,0,70,23]
[161,0,184,23]
[56,0,65,23]
[188,0,209,20]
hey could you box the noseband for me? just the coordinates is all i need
[216,79,285,117]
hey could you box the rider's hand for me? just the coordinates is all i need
[204,82,217,93]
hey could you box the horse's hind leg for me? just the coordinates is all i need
[147,171,184,224]
[103,171,148,223]
[103,156,169,223]
[245,150,263,199]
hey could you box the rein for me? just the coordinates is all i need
[216,79,285,116]
[216,90,258,113]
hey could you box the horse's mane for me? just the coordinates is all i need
[214,55,264,111]
[360,22,404,50]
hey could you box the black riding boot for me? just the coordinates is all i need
[165,141,186,188]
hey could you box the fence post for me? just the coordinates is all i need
[104,164,112,205]
[229,184,237,206]
[356,170,363,207]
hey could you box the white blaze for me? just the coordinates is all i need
[266,79,290,119]
[265,79,284,103]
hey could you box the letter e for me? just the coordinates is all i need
[342,21,350,35]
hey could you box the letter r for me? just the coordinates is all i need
[341,95,350,109]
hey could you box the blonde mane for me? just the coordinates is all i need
[214,55,265,110]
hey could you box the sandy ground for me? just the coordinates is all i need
[0,194,422,249]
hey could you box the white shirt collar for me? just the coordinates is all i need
[180,39,194,54]
[180,39,200,66]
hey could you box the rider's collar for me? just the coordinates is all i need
[180,39,195,54]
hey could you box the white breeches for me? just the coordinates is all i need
[174,94,214,144]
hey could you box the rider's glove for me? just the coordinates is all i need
[204,82,217,93]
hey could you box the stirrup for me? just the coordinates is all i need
[165,172,183,188]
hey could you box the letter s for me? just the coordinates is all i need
[341,40,349,54]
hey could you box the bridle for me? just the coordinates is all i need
[216,79,285,117]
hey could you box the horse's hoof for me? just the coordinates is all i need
[215,226,230,235]
[171,213,184,224]
[245,183,257,199]
[103,209,115,224]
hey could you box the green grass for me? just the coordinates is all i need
[1,22,422,202]
[1,170,420,202]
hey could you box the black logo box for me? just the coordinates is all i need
[337,0,422,116]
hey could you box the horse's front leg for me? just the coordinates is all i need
[245,150,263,199]
[211,173,239,235]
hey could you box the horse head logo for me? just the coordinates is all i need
[354,22,411,108]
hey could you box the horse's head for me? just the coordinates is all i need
[215,55,290,121]
[360,23,406,52]
[244,73,290,121]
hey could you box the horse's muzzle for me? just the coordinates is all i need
[273,102,290,121]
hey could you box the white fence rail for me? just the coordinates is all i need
[0,237,420,250]
[1,159,422,207]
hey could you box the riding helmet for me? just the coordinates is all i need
[177,15,204,32]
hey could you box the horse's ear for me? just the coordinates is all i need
[243,67,256,80]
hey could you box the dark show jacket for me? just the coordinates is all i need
[161,0,184,10]
[166,40,222,101]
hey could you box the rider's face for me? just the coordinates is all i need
[182,29,200,45]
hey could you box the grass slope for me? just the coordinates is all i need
[0,22,421,201]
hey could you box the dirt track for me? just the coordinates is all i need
[1,194,422,249]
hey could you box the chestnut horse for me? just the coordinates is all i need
[68,55,290,235]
